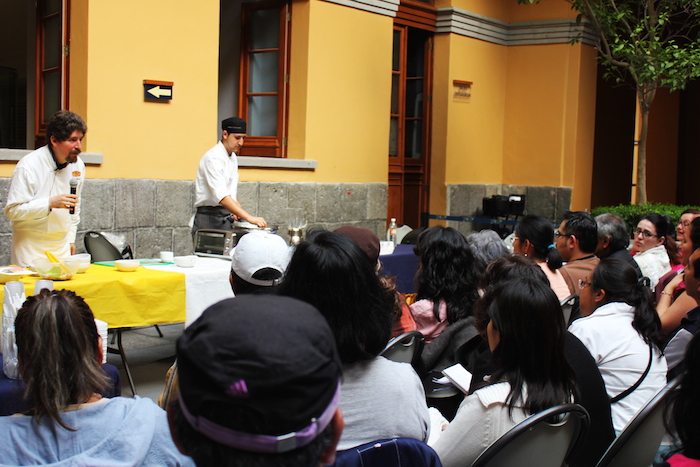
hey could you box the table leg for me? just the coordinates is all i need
[107,329,137,396]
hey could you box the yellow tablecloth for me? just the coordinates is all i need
[0,265,186,328]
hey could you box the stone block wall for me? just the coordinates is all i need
[446,183,572,236]
[0,178,388,265]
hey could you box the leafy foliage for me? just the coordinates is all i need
[591,202,700,236]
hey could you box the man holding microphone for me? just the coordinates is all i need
[4,110,86,267]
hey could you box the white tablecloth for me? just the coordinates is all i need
[145,256,234,327]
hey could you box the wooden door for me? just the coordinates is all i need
[388,24,432,229]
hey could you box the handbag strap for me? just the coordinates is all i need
[610,344,653,404]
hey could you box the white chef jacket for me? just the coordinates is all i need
[4,146,85,267]
[569,301,667,432]
[194,141,238,208]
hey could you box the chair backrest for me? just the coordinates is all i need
[595,376,681,467]
[560,294,578,326]
[333,438,442,467]
[471,403,590,467]
[380,331,425,368]
[84,231,129,262]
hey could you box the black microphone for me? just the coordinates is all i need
[69,178,79,214]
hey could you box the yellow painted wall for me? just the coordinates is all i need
[442,36,507,185]
[437,0,575,23]
[426,0,598,215]
[72,0,220,181]
[69,0,391,184]
[502,43,573,187]
[257,0,392,183]
[69,0,89,126]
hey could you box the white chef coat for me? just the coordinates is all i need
[194,141,238,208]
[4,146,85,267]
[569,301,667,432]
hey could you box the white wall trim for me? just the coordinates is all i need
[238,156,317,170]
[321,0,399,18]
[436,7,597,46]
[0,149,104,165]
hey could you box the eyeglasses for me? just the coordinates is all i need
[634,228,657,239]
[578,278,591,290]
[678,220,691,228]
[554,230,571,239]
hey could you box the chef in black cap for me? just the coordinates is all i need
[192,117,266,238]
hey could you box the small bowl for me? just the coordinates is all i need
[115,259,140,272]
[34,258,80,281]
[70,253,92,273]
[174,255,197,268]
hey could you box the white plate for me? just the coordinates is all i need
[0,266,34,283]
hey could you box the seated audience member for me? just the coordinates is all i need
[569,259,667,433]
[660,333,700,467]
[278,231,430,450]
[675,208,700,243]
[512,215,570,301]
[0,290,193,466]
[466,229,509,279]
[159,230,291,408]
[632,213,681,291]
[334,225,416,337]
[168,295,344,467]
[229,230,291,294]
[556,211,600,296]
[664,246,700,379]
[595,213,642,277]
[429,277,576,467]
[658,217,700,336]
[471,255,615,467]
[410,226,480,343]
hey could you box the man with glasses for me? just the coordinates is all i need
[556,211,600,296]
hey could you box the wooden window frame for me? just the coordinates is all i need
[238,0,291,158]
[35,0,70,148]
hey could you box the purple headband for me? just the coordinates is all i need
[178,382,341,453]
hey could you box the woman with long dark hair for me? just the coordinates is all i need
[0,289,193,466]
[632,213,681,290]
[278,230,430,450]
[410,226,480,343]
[569,258,667,433]
[512,215,570,301]
[430,277,577,466]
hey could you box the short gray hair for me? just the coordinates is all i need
[467,229,509,273]
[595,213,629,252]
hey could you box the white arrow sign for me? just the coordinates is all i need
[147,86,172,98]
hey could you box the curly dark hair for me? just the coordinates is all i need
[413,226,480,324]
[46,110,87,142]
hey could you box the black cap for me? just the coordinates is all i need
[177,295,341,442]
[222,117,246,134]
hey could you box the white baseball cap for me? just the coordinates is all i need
[231,231,292,286]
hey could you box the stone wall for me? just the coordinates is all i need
[0,178,388,265]
[446,183,572,236]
